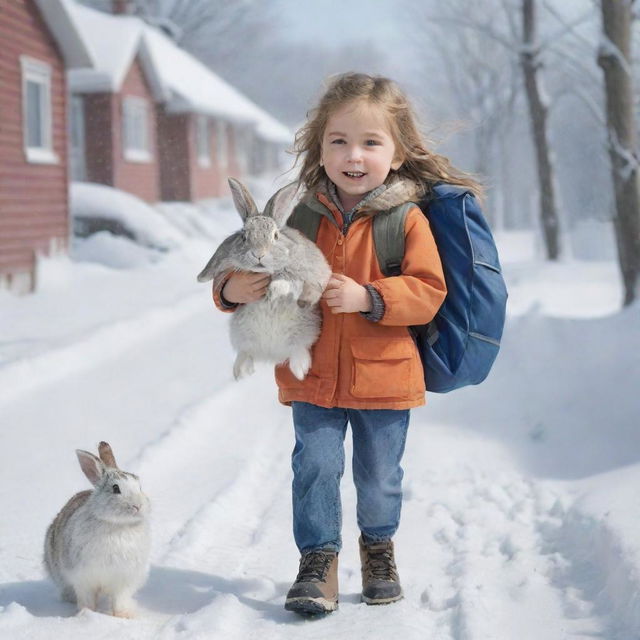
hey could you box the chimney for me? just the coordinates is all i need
[112,0,134,15]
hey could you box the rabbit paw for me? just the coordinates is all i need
[269,279,292,299]
[112,595,136,619]
[233,352,255,380]
[288,348,311,381]
[300,281,322,305]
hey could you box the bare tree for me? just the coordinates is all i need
[598,0,640,306]
[406,0,606,259]
[520,0,561,259]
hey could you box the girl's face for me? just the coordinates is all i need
[321,100,402,211]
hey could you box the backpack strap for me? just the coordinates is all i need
[372,201,415,277]
[286,202,322,241]
[374,201,440,347]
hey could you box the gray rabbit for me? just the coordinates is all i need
[198,178,331,380]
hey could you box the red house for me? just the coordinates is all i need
[0,0,90,292]
[66,2,291,203]
[1,0,290,293]
[65,4,162,202]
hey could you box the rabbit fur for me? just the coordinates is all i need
[44,442,150,618]
[198,178,331,380]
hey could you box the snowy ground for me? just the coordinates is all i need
[1,179,639,640]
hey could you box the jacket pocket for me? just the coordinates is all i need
[350,337,415,399]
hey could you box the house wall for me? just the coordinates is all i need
[112,57,160,202]
[191,116,222,201]
[156,110,191,201]
[157,112,236,202]
[0,0,69,292]
[84,93,114,185]
[225,124,241,194]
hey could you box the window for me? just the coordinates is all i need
[69,95,87,181]
[216,120,228,168]
[195,115,211,167]
[122,96,151,162]
[21,57,57,164]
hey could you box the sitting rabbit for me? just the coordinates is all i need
[198,178,331,380]
[44,442,150,618]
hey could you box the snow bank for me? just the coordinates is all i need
[70,182,185,251]
[553,464,640,639]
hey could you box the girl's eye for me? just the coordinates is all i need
[366,139,381,146]
[112,484,121,494]
[330,138,345,144]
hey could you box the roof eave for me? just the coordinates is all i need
[34,0,94,68]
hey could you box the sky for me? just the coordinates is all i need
[276,0,405,47]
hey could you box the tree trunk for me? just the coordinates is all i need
[520,0,562,260]
[598,0,640,307]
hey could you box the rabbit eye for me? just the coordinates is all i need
[112,484,121,494]
[274,231,279,240]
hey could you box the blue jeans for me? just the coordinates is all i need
[291,401,410,554]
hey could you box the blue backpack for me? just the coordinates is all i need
[372,184,507,392]
[287,183,508,393]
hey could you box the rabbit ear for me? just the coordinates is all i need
[98,441,118,469]
[228,178,259,221]
[76,450,106,487]
[263,182,300,228]
[196,232,242,282]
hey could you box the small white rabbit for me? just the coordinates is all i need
[44,442,150,618]
[198,178,331,380]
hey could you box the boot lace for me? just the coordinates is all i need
[365,547,398,582]
[296,551,334,583]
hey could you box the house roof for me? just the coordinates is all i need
[59,0,291,144]
[33,0,93,68]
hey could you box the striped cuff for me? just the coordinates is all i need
[360,284,385,323]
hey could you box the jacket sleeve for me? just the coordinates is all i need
[369,206,446,326]
[212,272,239,312]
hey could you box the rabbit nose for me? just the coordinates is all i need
[251,249,266,261]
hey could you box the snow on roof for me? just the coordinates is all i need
[34,0,94,68]
[63,0,144,92]
[140,28,291,143]
[61,0,291,144]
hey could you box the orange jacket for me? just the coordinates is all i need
[213,179,447,409]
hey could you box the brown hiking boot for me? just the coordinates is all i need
[284,549,339,615]
[359,536,403,605]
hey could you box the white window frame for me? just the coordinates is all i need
[216,120,228,168]
[122,96,151,163]
[195,115,211,167]
[21,56,58,164]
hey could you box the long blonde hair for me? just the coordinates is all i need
[293,72,483,199]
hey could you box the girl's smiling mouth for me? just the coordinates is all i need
[343,171,366,178]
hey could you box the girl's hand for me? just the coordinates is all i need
[222,271,271,303]
[322,273,372,314]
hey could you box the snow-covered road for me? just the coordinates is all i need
[1,215,638,639]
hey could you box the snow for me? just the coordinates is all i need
[71,182,185,251]
[63,0,142,92]
[1,178,639,639]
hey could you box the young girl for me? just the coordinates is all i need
[214,72,481,615]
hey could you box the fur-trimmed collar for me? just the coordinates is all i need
[311,175,422,215]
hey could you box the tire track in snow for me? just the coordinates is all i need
[119,370,295,636]
[0,291,207,409]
